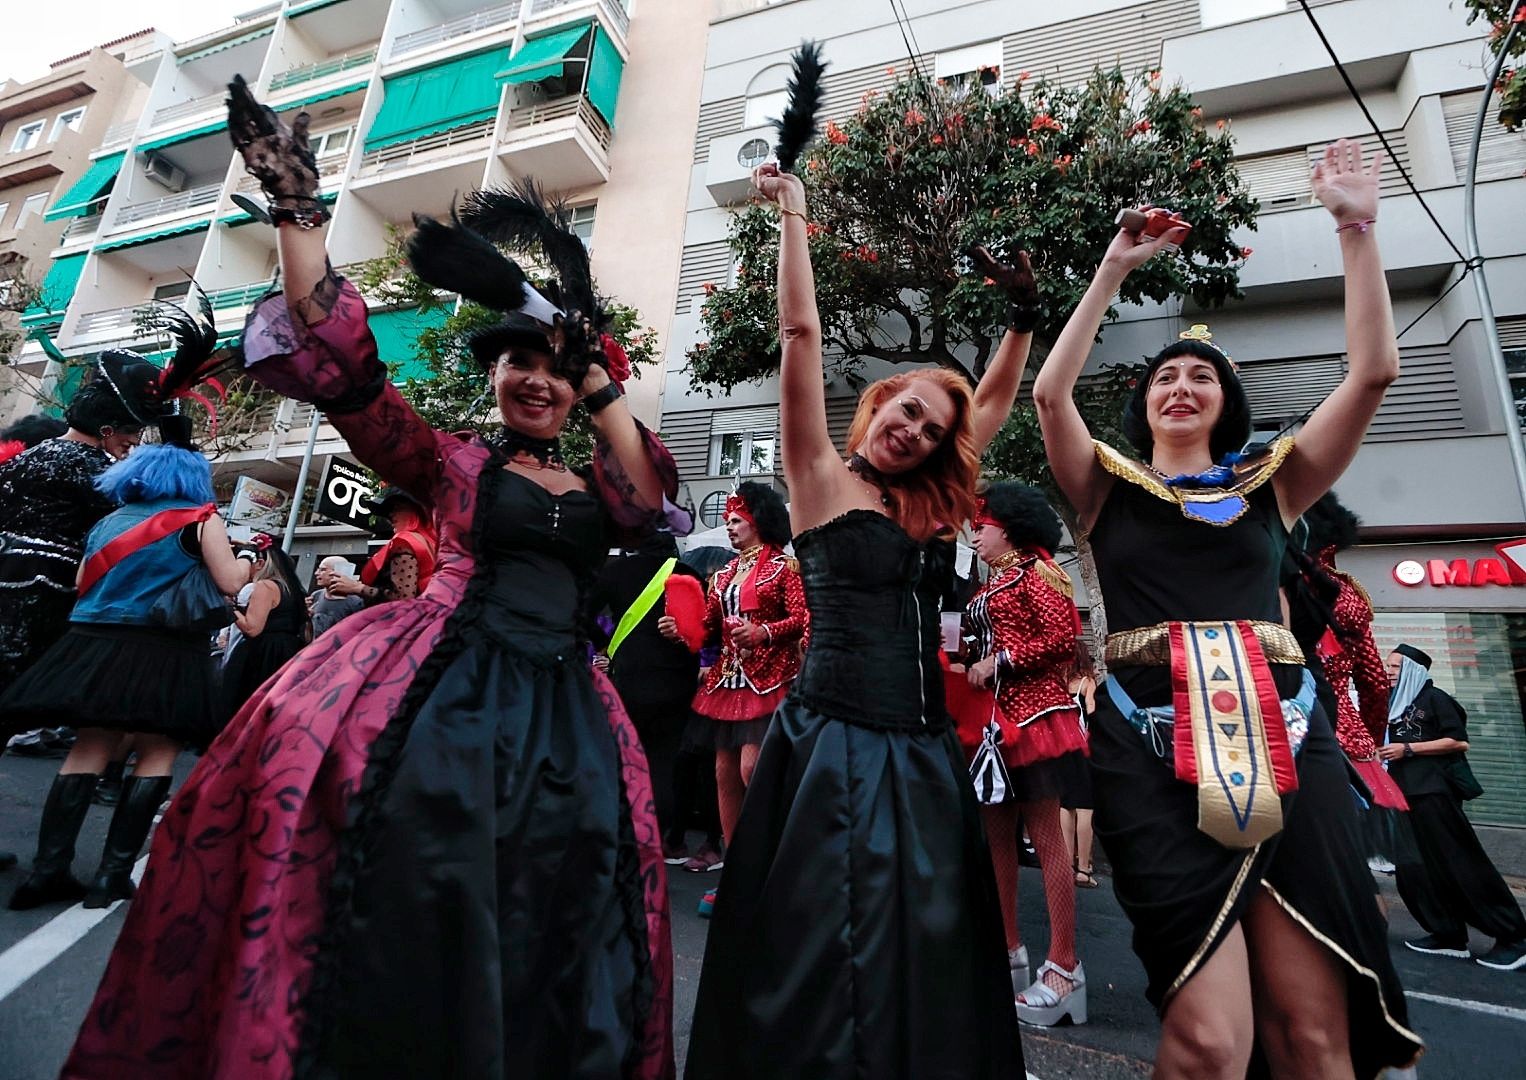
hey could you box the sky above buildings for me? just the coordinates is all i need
[2,0,258,85]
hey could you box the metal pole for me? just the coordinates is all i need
[283,409,321,550]
[1463,0,1526,520]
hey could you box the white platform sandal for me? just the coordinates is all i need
[1008,945,1029,998]
[1015,960,1087,1026]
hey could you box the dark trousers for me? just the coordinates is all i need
[623,698,690,845]
[1396,792,1526,944]
[672,742,722,849]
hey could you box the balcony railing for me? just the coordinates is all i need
[529,0,628,35]
[114,183,222,228]
[60,212,105,243]
[151,91,226,129]
[75,306,141,337]
[205,281,274,311]
[358,119,494,173]
[506,94,612,152]
[268,47,377,92]
[236,151,348,195]
[98,120,138,149]
[391,3,519,59]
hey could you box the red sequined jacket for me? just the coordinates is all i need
[965,554,1080,733]
[1313,558,1389,762]
[697,549,808,697]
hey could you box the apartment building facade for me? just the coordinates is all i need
[660,0,1526,825]
[6,0,704,570]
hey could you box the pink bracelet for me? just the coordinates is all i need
[1336,219,1375,234]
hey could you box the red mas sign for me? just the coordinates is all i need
[1393,539,1526,588]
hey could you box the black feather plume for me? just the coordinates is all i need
[458,179,597,323]
[773,41,828,173]
[153,289,225,402]
[404,211,530,312]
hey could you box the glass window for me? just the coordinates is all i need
[708,429,776,477]
[737,137,770,169]
[712,431,744,476]
[49,107,86,142]
[935,40,1003,99]
[699,490,728,528]
[743,89,789,130]
[1507,347,1526,428]
[1371,611,1526,827]
[10,120,44,152]
[568,203,596,247]
[153,280,192,300]
[312,126,352,157]
[0,202,10,228]
[17,192,48,226]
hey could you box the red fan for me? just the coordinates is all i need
[663,573,707,653]
[0,440,25,466]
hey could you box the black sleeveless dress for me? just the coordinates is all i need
[222,580,307,723]
[1087,456,1422,1075]
[685,510,1024,1080]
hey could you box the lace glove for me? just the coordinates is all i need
[968,245,1043,333]
[226,75,326,225]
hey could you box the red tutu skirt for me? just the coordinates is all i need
[692,681,790,724]
[1349,756,1410,811]
[943,665,1088,768]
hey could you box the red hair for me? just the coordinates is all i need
[846,368,979,544]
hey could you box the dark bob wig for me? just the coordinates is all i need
[981,481,1063,554]
[1121,340,1252,464]
[1301,490,1361,554]
[734,481,792,548]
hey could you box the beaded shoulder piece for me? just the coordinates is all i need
[1092,438,1296,527]
[1032,557,1075,600]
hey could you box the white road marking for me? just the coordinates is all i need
[0,854,147,1003]
[1406,990,1526,1023]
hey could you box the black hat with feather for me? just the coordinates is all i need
[404,179,624,389]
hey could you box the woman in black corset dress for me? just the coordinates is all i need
[1033,140,1421,1078]
[220,541,308,722]
[685,164,1036,1079]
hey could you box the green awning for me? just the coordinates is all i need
[46,358,90,418]
[287,0,347,16]
[95,220,210,253]
[44,153,125,221]
[275,79,367,114]
[370,304,450,383]
[586,25,625,127]
[364,47,509,152]
[138,121,225,153]
[495,24,591,86]
[21,253,88,323]
[179,25,274,65]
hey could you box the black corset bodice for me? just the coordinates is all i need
[477,469,608,653]
[791,511,948,730]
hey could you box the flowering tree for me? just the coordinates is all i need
[1465,0,1526,130]
[687,67,1258,487]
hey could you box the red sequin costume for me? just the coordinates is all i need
[691,547,808,724]
[1313,548,1408,811]
[954,552,1088,768]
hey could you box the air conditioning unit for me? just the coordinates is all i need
[142,154,187,193]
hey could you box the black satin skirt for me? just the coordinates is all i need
[1090,679,1423,1077]
[685,699,1025,1080]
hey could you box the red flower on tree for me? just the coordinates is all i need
[701,282,716,295]
[931,134,944,145]
[1240,246,1254,258]
[825,121,848,145]
[904,107,926,126]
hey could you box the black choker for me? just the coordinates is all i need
[846,453,894,508]
[496,428,566,469]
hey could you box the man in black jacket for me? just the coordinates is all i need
[1382,643,1526,970]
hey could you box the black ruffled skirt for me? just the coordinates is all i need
[685,699,1025,1080]
[221,630,304,722]
[0,623,217,746]
[1090,678,1423,1077]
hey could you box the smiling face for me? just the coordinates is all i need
[970,520,1014,566]
[724,511,759,551]
[859,377,957,475]
[1145,356,1225,452]
[493,347,577,439]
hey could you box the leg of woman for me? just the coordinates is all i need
[1242,887,1355,1080]
[1076,808,1096,875]
[980,802,1022,954]
[8,728,120,909]
[58,728,120,776]
[1024,798,1078,977]
[82,733,179,908]
[715,747,745,849]
[1060,806,1078,874]
[738,741,761,788]
[1153,923,1256,1080]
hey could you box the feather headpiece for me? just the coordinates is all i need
[773,41,828,173]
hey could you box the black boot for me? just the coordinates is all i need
[92,759,127,807]
[82,774,171,909]
[9,772,98,910]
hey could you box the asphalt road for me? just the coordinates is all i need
[2,751,1524,1078]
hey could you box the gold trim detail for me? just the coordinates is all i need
[987,549,1028,574]
[1105,620,1304,668]
[1260,883,1426,1064]
[1092,438,1298,527]
[1033,558,1075,600]
[1165,846,1261,1001]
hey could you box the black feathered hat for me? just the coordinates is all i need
[362,484,426,516]
[1121,326,1251,464]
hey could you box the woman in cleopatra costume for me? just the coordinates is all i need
[1032,140,1421,1078]
[954,482,1090,1027]
[62,80,687,1080]
[686,159,1034,1079]
[673,483,806,847]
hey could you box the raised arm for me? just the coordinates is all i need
[967,247,1041,456]
[1274,140,1399,521]
[1032,219,1186,528]
[753,164,857,532]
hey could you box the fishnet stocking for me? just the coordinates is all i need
[983,798,1080,993]
[715,743,760,848]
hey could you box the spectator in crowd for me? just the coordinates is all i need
[308,556,363,637]
[1384,645,1526,970]
[0,414,67,464]
[221,540,309,722]
[325,486,436,604]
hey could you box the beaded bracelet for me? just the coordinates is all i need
[777,206,809,223]
[1335,219,1375,235]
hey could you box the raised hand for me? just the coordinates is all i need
[226,75,319,202]
[1312,138,1384,228]
[1100,208,1190,277]
[968,246,1040,309]
[752,163,807,215]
